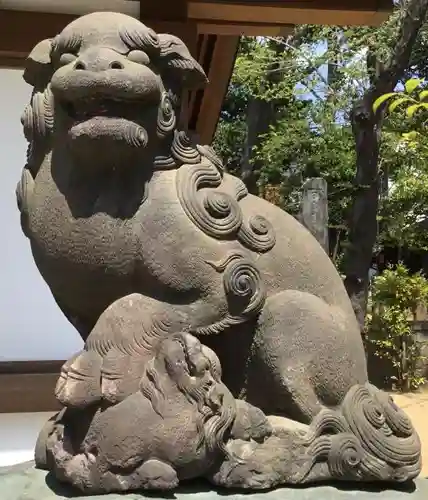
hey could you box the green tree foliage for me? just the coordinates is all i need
[374,78,428,251]
[214,4,428,263]
[214,31,362,261]
[367,264,428,390]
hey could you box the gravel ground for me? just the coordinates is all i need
[392,390,428,478]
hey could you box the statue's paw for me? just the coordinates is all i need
[55,350,102,408]
[113,459,179,491]
[232,400,272,443]
[210,458,276,490]
[34,409,66,470]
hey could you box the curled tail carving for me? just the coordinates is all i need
[211,383,421,489]
[296,383,421,483]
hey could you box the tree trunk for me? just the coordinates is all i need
[241,97,276,194]
[343,0,428,330]
[241,39,285,194]
[241,29,311,194]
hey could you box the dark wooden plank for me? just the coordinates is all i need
[190,35,240,144]
[0,361,63,413]
[190,0,391,10]
[0,360,64,375]
[188,1,390,26]
[140,0,189,21]
[0,10,78,59]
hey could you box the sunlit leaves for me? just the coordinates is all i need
[405,77,424,93]
[373,77,428,117]
[373,92,403,112]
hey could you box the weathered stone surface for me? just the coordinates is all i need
[1,463,428,500]
[14,10,422,495]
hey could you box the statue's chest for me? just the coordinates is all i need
[28,179,139,273]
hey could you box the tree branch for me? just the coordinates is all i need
[370,0,428,101]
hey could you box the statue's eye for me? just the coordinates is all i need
[127,50,150,65]
[59,53,77,66]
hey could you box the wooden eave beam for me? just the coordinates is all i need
[0,0,391,65]
[0,10,78,64]
[188,0,391,27]
[198,22,294,36]
[189,34,240,144]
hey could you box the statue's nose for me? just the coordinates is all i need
[73,48,125,72]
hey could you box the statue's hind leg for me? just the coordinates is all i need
[246,290,368,423]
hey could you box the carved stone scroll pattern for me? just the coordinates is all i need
[175,134,276,254]
[197,253,267,335]
[295,384,421,484]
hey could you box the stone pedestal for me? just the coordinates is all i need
[1,463,427,500]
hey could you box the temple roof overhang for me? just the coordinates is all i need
[1,1,392,143]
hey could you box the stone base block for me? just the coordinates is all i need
[1,462,427,500]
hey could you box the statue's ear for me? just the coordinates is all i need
[23,38,54,88]
[157,34,208,90]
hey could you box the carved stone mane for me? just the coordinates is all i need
[166,132,275,334]
[139,335,236,458]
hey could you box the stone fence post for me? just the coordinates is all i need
[300,178,329,254]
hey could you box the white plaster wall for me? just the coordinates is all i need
[0,412,55,467]
[0,68,83,361]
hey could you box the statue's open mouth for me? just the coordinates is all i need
[61,96,142,122]
[61,96,150,147]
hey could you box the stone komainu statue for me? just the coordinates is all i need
[16,11,421,494]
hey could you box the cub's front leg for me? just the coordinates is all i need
[55,293,190,409]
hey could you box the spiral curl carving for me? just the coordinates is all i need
[21,86,54,141]
[195,253,266,335]
[223,255,266,319]
[21,83,55,175]
[196,145,224,173]
[177,159,242,240]
[172,131,201,165]
[238,215,276,253]
[176,155,276,253]
[32,91,48,137]
[21,104,34,142]
[341,384,420,469]
[43,85,55,131]
[153,155,176,170]
[16,167,34,216]
[292,383,421,484]
[300,409,348,446]
[124,124,148,148]
[157,93,176,138]
[327,434,364,479]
